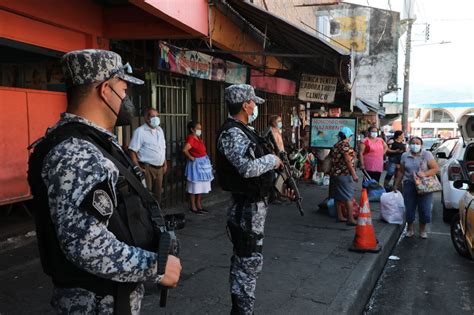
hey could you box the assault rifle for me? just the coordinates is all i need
[263,128,304,216]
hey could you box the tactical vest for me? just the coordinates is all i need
[216,118,274,201]
[27,122,161,313]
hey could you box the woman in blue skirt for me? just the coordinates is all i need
[182,121,214,214]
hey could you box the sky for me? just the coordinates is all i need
[345,0,474,105]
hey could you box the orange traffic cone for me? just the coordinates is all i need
[349,188,381,253]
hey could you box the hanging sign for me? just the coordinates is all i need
[225,61,248,84]
[309,117,357,148]
[298,74,337,103]
[158,41,247,83]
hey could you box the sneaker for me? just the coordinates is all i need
[420,231,428,239]
[198,208,209,214]
[406,230,415,238]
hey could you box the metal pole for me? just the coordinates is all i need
[350,45,355,112]
[402,19,413,134]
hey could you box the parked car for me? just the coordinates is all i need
[450,161,474,259]
[428,137,453,152]
[439,115,474,222]
[432,138,462,176]
[422,137,440,151]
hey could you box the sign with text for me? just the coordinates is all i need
[309,117,357,149]
[298,74,337,103]
[158,41,247,84]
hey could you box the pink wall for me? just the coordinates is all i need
[250,70,296,96]
[131,0,209,36]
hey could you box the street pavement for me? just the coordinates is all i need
[365,192,474,314]
[0,181,403,314]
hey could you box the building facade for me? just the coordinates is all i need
[409,102,474,138]
[315,3,400,105]
[0,0,350,208]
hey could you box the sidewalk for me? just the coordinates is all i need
[0,181,403,314]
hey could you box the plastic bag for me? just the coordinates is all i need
[312,172,324,185]
[323,175,330,186]
[327,198,336,218]
[380,191,405,224]
[339,198,360,218]
[363,179,386,202]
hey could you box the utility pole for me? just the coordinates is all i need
[402,0,416,134]
[402,20,413,134]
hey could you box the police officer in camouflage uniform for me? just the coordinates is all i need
[216,84,284,314]
[27,49,181,314]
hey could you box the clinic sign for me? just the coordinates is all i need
[309,117,357,149]
[298,74,337,103]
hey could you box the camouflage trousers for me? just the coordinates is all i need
[51,284,144,314]
[227,199,268,315]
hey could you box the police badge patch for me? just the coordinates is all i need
[92,189,113,217]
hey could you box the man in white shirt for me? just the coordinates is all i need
[129,108,167,203]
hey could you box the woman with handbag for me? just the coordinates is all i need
[394,137,439,238]
[329,127,359,225]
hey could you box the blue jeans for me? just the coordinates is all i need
[403,180,433,224]
[386,156,398,176]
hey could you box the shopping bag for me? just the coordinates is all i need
[413,172,442,194]
[380,191,405,224]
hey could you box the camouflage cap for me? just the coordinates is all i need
[224,84,265,105]
[61,49,144,86]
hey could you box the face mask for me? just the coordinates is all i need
[150,116,160,128]
[410,144,421,153]
[195,129,202,137]
[248,105,258,124]
[370,132,378,138]
[277,121,283,129]
[102,84,135,126]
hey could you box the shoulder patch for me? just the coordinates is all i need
[92,189,114,217]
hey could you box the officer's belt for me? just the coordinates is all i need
[232,193,267,204]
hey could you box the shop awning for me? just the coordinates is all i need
[356,98,385,116]
[218,0,350,79]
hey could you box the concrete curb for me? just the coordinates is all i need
[327,221,404,314]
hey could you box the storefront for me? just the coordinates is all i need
[215,0,351,151]
[0,0,208,207]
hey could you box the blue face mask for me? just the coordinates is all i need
[410,144,421,153]
[248,105,258,124]
[150,116,160,128]
[277,121,283,129]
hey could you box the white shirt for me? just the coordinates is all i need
[128,123,166,166]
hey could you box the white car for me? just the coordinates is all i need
[439,115,474,222]
[432,138,461,176]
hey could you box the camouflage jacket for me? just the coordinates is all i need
[40,113,161,314]
[217,118,277,179]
